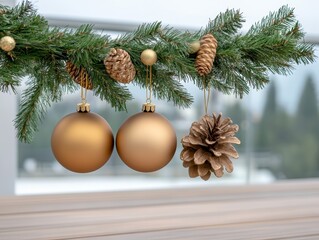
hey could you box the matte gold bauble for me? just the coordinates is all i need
[116,112,177,172]
[0,36,16,52]
[140,49,157,66]
[51,112,114,173]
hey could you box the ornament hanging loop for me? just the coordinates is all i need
[77,68,91,113]
[141,49,157,113]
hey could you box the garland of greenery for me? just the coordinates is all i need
[0,1,315,142]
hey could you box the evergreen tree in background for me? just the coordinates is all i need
[256,82,278,151]
[263,82,277,117]
[251,75,319,179]
[281,75,319,178]
[295,76,319,133]
[225,102,246,152]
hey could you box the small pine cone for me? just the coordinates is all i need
[104,48,136,84]
[65,61,93,90]
[195,34,218,76]
[180,113,240,181]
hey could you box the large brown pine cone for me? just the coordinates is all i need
[104,48,136,84]
[180,113,240,180]
[65,61,93,90]
[195,34,218,76]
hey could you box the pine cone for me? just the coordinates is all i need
[104,48,136,84]
[195,34,218,76]
[65,61,93,90]
[180,113,240,180]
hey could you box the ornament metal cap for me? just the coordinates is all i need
[77,102,91,112]
[142,103,155,112]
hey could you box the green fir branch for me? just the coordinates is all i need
[147,67,193,108]
[91,63,132,111]
[14,77,51,142]
[247,5,295,35]
[204,9,245,36]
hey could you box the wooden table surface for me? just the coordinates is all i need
[0,179,318,240]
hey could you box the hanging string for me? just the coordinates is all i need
[145,65,149,102]
[149,65,152,102]
[80,69,88,104]
[203,80,211,115]
[145,65,152,103]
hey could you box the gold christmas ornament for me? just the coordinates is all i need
[51,79,113,173]
[195,34,218,76]
[104,48,136,84]
[116,111,177,172]
[66,61,93,90]
[116,49,176,172]
[0,36,16,52]
[51,111,114,173]
[181,113,240,180]
[140,49,157,66]
[189,40,201,54]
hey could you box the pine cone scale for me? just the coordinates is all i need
[189,165,199,178]
[201,171,211,181]
[183,160,195,168]
[211,148,222,157]
[214,168,224,178]
[205,138,216,145]
[216,144,239,159]
[180,148,195,162]
[194,148,209,165]
[220,156,234,173]
[208,156,222,171]
[219,118,232,129]
[218,137,241,145]
[198,164,210,177]
[190,123,206,137]
[189,135,208,147]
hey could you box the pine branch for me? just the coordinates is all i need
[10,0,33,16]
[14,59,74,142]
[91,62,132,111]
[247,5,295,35]
[204,9,244,36]
[148,66,193,108]
[115,22,162,44]
[0,56,24,93]
[14,77,50,142]
[0,75,20,93]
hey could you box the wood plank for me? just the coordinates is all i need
[0,179,318,239]
[0,179,318,215]
[1,194,318,230]
[84,218,319,240]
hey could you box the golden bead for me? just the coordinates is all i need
[51,112,114,173]
[141,49,157,66]
[116,112,177,172]
[189,40,200,54]
[0,36,16,52]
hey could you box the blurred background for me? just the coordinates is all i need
[1,0,319,195]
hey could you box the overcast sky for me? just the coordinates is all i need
[20,0,319,37]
